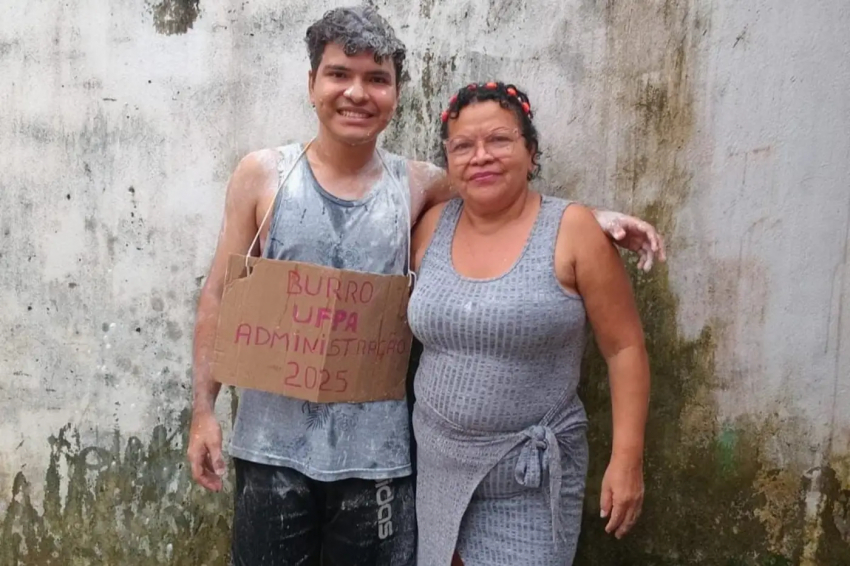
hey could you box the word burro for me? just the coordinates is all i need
[288,270,376,304]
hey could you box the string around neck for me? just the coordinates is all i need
[244,141,414,289]
[244,140,313,274]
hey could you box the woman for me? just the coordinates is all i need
[408,82,650,565]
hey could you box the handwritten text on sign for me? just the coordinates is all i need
[213,255,411,403]
[231,270,408,394]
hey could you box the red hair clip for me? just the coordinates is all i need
[507,87,517,97]
[522,102,531,114]
[485,82,498,90]
[440,110,449,123]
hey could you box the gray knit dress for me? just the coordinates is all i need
[408,196,590,566]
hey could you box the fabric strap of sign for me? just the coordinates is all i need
[243,140,414,287]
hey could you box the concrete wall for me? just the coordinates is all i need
[1,0,848,564]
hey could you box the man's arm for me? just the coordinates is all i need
[407,160,454,224]
[590,209,667,272]
[188,149,278,491]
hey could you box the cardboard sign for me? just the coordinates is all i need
[211,255,413,403]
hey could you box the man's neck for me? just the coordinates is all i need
[310,128,379,175]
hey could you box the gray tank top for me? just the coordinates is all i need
[408,196,589,564]
[229,143,413,481]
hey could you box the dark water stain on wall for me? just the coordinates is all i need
[148,0,201,36]
[419,0,437,19]
[0,409,231,565]
[484,0,525,30]
[571,0,850,563]
[812,466,850,565]
[575,235,800,565]
[382,49,458,163]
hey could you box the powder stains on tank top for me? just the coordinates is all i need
[228,143,413,482]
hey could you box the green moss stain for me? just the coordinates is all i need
[0,409,231,565]
[829,453,850,550]
[813,466,850,565]
[575,227,799,564]
[717,425,740,478]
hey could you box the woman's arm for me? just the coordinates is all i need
[556,203,650,539]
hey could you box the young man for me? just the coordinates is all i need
[187,6,665,565]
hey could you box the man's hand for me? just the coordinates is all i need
[594,210,667,272]
[187,410,226,492]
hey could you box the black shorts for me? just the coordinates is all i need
[231,458,416,566]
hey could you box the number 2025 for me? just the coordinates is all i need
[283,362,348,392]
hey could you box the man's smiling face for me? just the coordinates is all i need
[309,43,399,146]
